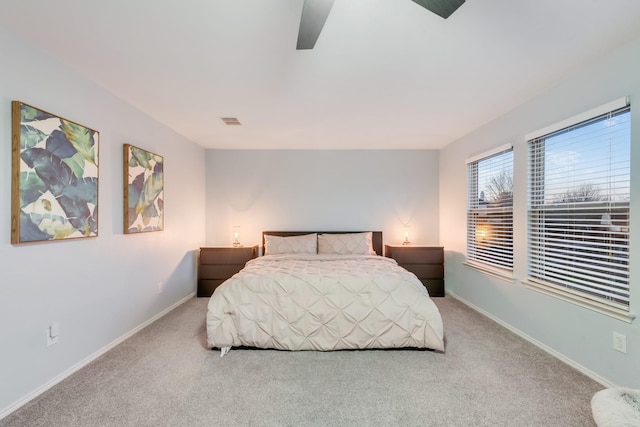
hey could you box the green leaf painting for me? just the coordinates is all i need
[20,125,48,150]
[124,144,164,233]
[11,101,99,244]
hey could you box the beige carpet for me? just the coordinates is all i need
[0,296,603,426]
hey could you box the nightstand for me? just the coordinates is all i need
[385,245,445,297]
[197,246,258,297]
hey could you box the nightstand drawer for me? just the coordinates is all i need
[200,247,256,264]
[386,246,443,264]
[385,245,445,297]
[199,264,246,279]
[420,279,444,297]
[197,279,227,297]
[198,246,258,297]
[402,264,444,279]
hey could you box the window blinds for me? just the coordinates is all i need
[467,147,513,271]
[527,105,631,309]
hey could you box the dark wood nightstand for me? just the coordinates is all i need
[198,246,258,297]
[385,245,445,297]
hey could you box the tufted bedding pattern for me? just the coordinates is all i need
[206,254,444,352]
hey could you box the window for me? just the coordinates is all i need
[466,145,513,273]
[527,102,631,314]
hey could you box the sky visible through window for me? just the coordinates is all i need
[475,110,630,206]
[542,110,630,204]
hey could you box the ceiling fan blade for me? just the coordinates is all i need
[296,0,335,50]
[410,0,465,19]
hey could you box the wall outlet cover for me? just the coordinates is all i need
[613,331,627,354]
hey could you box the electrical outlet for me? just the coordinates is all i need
[613,332,627,354]
[156,282,164,294]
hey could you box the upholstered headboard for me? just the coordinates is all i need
[262,231,383,256]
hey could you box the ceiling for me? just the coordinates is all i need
[2,0,640,150]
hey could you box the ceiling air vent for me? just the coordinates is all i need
[221,117,241,126]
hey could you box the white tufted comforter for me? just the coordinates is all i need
[206,254,444,352]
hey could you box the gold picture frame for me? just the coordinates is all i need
[11,101,99,244]
[123,144,164,234]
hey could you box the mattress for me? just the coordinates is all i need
[206,254,444,353]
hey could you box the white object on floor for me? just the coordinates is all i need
[591,387,640,427]
[220,346,231,357]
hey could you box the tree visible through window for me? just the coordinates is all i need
[467,147,513,272]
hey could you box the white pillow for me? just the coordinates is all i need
[317,232,376,255]
[264,233,317,255]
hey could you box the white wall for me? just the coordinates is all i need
[0,29,206,416]
[205,150,439,249]
[6,15,637,419]
[440,35,640,387]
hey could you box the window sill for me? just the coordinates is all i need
[463,261,514,283]
[523,278,636,323]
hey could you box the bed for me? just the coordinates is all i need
[206,231,444,356]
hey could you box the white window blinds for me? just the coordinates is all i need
[467,146,513,271]
[527,104,631,310]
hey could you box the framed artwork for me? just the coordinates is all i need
[123,144,164,233]
[11,101,99,244]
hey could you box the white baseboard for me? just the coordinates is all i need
[445,290,615,389]
[0,293,195,421]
